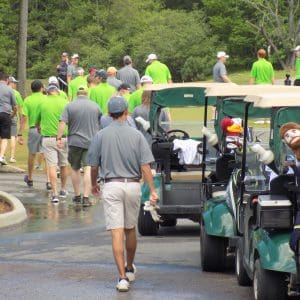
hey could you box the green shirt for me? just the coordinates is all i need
[14,90,23,107]
[128,88,144,113]
[68,76,87,101]
[36,94,68,136]
[89,82,116,114]
[295,57,300,79]
[22,92,46,127]
[145,60,172,84]
[250,58,274,84]
[59,90,68,100]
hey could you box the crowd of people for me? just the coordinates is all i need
[1,47,300,292]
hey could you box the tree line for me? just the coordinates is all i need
[1,0,299,83]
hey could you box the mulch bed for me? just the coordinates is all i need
[0,198,12,214]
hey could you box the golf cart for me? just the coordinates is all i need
[137,82,221,236]
[200,85,274,272]
[234,91,300,299]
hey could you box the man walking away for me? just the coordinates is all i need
[0,70,17,165]
[213,51,232,83]
[36,85,68,203]
[117,55,141,92]
[57,86,102,206]
[87,96,158,292]
[145,53,172,84]
[107,66,122,90]
[250,48,274,85]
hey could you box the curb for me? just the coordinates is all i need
[0,191,27,229]
[0,164,25,173]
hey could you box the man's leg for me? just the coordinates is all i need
[125,228,137,270]
[49,165,58,195]
[27,153,36,181]
[10,136,16,160]
[111,228,127,279]
[0,138,8,158]
[70,168,81,196]
[83,166,91,198]
[60,165,68,192]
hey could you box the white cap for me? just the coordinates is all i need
[48,76,58,84]
[294,45,300,51]
[217,51,229,58]
[71,53,80,59]
[140,75,153,84]
[146,53,157,63]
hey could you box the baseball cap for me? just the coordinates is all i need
[217,51,229,58]
[77,85,88,93]
[48,76,58,84]
[294,45,300,51]
[95,69,107,79]
[118,82,131,91]
[123,55,132,63]
[140,75,153,84]
[108,96,128,114]
[107,66,117,75]
[8,76,18,83]
[146,53,157,63]
[71,53,80,59]
[77,67,84,75]
[88,66,97,75]
[46,85,59,94]
[61,52,68,57]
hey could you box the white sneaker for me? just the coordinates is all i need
[51,195,59,203]
[9,157,16,163]
[116,278,130,292]
[125,264,136,282]
[0,156,7,165]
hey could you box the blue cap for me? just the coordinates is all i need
[46,85,59,94]
[108,96,128,114]
[95,69,107,79]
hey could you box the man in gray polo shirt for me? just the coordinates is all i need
[213,51,232,83]
[57,86,102,206]
[0,70,17,165]
[87,96,158,292]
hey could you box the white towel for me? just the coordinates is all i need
[173,139,202,165]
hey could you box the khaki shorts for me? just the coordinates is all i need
[41,137,68,167]
[102,182,141,230]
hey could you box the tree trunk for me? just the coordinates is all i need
[17,0,28,98]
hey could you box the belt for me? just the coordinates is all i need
[43,135,66,138]
[30,126,36,129]
[104,177,140,183]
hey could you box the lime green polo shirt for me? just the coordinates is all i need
[295,57,300,79]
[36,94,68,136]
[68,76,88,101]
[128,88,144,113]
[59,90,68,100]
[250,58,274,84]
[14,90,23,107]
[89,82,116,114]
[22,92,46,127]
[145,60,172,84]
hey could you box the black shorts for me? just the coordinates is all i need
[0,112,11,139]
[294,79,300,86]
[68,145,88,170]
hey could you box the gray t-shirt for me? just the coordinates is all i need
[107,77,122,90]
[67,64,79,80]
[100,115,137,129]
[0,82,17,114]
[132,104,170,145]
[213,61,227,82]
[87,120,154,178]
[60,96,102,149]
[116,65,140,92]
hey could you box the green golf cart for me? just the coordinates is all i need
[234,91,300,299]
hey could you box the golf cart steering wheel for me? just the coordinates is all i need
[166,129,190,141]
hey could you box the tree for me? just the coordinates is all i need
[17,0,28,98]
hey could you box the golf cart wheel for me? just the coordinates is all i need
[253,259,287,300]
[138,205,158,236]
[160,219,177,227]
[200,222,227,271]
[235,239,251,286]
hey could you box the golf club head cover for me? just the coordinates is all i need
[135,116,150,132]
[144,200,162,222]
[290,210,300,252]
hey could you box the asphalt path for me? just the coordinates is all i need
[0,173,253,299]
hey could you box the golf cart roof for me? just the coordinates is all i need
[146,82,237,107]
[245,92,300,107]
[205,84,300,97]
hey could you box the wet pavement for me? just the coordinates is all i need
[0,172,253,299]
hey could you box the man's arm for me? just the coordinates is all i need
[17,115,27,145]
[56,121,66,149]
[141,164,158,204]
[221,75,232,83]
[91,166,100,196]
